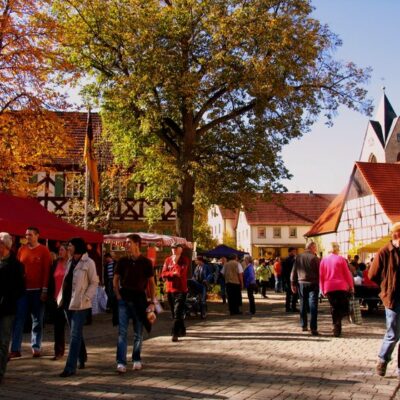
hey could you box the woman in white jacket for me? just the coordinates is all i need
[58,238,99,377]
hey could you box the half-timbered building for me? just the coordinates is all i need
[32,111,176,234]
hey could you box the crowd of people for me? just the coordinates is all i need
[1,223,400,382]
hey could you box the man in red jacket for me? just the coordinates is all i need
[9,227,52,359]
[161,243,189,342]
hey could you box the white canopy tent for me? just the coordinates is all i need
[104,232,193,248]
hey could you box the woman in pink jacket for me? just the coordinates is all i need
[320,243,354,337]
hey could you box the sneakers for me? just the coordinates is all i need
[172,335,179,342]
[132,361,142,370]
[311,330,319,336]
[376,360,388,377]
[117,364,127,374]
[32,349,41,358]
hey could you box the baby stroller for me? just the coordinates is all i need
[184,279,207,319]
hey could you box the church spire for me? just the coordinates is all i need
[375,89,397,142]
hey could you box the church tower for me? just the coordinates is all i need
[359,89,400,163]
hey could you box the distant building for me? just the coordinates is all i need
[207,206,237,245]
[307,92,400,257]
[208,193,335,258]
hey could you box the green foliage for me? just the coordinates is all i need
[53,0,372,239]
[222,232,236,249]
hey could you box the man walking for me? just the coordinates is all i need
[222,254,244,315]
[282,247,298,312]
[291,241,320,336]
[0,232,25,383]
[9,227,52,358]
[369,222,400,377]
[113,234,156,373]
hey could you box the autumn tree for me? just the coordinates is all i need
[0,0,74,194]
[53,0,372,241]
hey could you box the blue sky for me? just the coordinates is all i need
[281,0,400,194]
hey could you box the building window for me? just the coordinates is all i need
[289,227,297,238]
[273,227,281,238]
[54,173,65,197]
[368,153,377,163]
[65,173,83,197]
[397,133,400,142]
[258,227,265,239]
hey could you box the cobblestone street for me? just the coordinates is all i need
[1,293,398,400]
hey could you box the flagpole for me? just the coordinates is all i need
[84,107,91,230]
[84,161,89,229]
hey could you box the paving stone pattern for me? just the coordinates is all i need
[2,294,400,400]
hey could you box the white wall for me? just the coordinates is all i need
[236,211,251,253]
[207,206,225,243]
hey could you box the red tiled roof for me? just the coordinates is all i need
[51,111,111,167]
[219,207,238,219]
[305,189,347,237]
[356,161,400,222]
[242,193,337,226]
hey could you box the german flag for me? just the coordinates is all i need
[84,110,100,208]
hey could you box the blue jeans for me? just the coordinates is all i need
[378,303,400,368]
[0,315,14,379]
[11,290,44,352]
[275,276,282,292]
[116,300,143,365]
[298,283,319,331]
[63,309,88,374]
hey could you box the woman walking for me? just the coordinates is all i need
[48,244,69,360]
[319,243,354,337]
[58,238,98,377]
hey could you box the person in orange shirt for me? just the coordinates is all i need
[9,227,52,359]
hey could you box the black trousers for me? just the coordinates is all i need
[285,284,298,311]
[226,283,242,315]
[53,306,66,356]
[247,285,256,314]
[326,290,350,330]
[167,292,187,336]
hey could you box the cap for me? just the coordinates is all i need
[171,243,184,249]
[390,222,400,233]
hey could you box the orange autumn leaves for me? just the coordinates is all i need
[0,0,75,194]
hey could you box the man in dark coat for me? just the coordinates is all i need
[0,232,25,383]
[282,247,298,312]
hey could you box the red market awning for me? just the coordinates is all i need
[0,192,103,243]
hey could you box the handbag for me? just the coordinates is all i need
[349,295,363,325]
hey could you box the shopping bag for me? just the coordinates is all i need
[92,286,108,315]
[349,296,362,325]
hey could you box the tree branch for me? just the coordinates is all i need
[193,86,227,128]
[197,100,257,136]
[163,117,183,137]
[155,126,180,157]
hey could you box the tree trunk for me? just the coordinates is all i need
[175,173,195,242]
